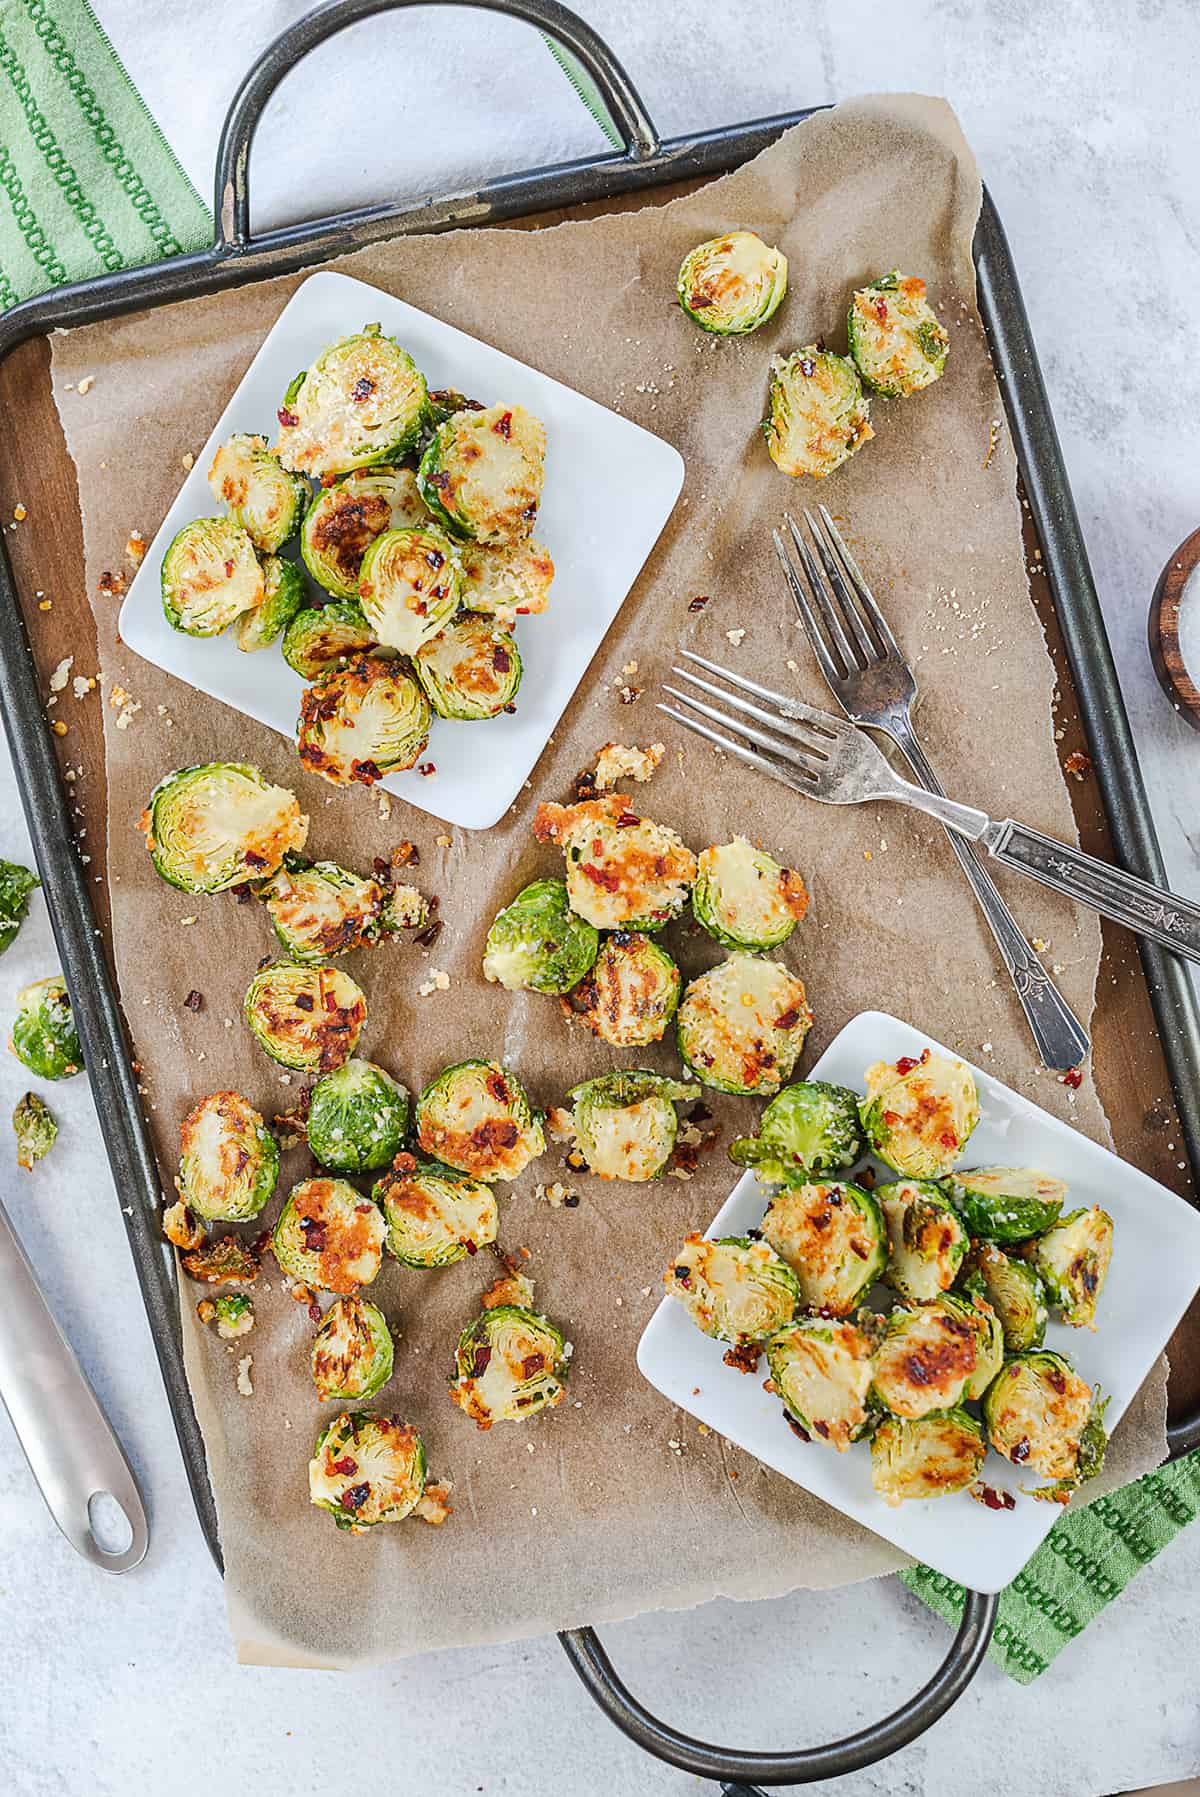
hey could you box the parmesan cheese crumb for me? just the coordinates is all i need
[48,656,73,693]
[725,628,746,647]
[12,504,27,523]
[535,1180,578,1209]
[72,674,96,699]
[417,968,451,998]
[76,375,95,396]
[181,451,194,470]
[435,834,452,847]
[235,1356,254,1397]
[591,740,665,791]
[124,532,146,567]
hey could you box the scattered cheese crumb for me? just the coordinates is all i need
[545,1106,575,1144]
[386,883,428,928]
[376,790,392,821]
[235,1356,254,1397]
[592,740,665,791]
[48,656,73,693]
[621,660,639,677]
[725,628,746,647]
[124,532,147,567]
[181,451,194,470]
[71,675,96,699]
[435,834,452,848]
[12,504,26,523]
[417,968,451,998]
[535,1181,578,1209]
[76,375,95,396]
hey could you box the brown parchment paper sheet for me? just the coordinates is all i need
[51,95,1165,1668]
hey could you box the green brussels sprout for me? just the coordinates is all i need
[957,1293,1004,1402]
[870,1408,986,1507]
[878,1178,969,1302]
[567,1069,700,1183]
[141,761,309,894]
[665,1233,800,1344]
[418,402,546,543]
[1024,1206,1113,1329]
[761,1178,886,1314]
[379,881,429,933]
[560,930,681,1047]
[676,952,812,1096]
[272,1176,386,1293]
[13,1091,56,1170]
[0,858,38,955]
[307,1058,410,1174]
[311,1296,394,1401]
[297,654,432,787]
[677,230,788,335]
[9,976,82,1080]
[765,1316,876,1450]
[692,835,809,952]
[728,1079,865,1185]
[259,855,386,962]
[207,431,309,551]
[983,1350,1108,1496]
[276,325,428,479]
[357,526,461,655]
[872,1299,979,1419]
[960,1241,1048,1352]
[847,272,949,398]
[762,347,873,479]
[244,962,366,1073]
[375,1153,499,1268]
[281,601,387,679]
[161,516,263,635]
[860,1047,979,1179]
[414,611,522,721]
[203,1293,256,1340]
[459,536,554,618]
[533,796,697,932]
[177,1090,278,1221]
[414,1058,544,1182]
[234,555,306,652]
[450,1304,567,1427]
[309,1410,427,1529]
[949,1166,1066,1243]
[482,878,599,994]
[301,466,431,599]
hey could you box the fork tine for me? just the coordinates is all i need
[661,684,828,771]
[678,647,835,726]
[783,513,862,674]
[669,665,839,745]
[656,703,816,790]
[801,508,878,665]
[771,529,846,695]
[815,503,903,659]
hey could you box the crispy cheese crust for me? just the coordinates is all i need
[693,836,809,950]
[459,537,554,618]
[308,1411,426,1528]
[414,612,521,720]
[561,931,680,1046]
[862,1048,979,1178]
[533,794,696,931]
[415,1060,544,1182]
[297,655,431,787]
[376,1154,498,1266]
[302,467,430,598]
[761,1179,884,1314]
[767,1317,875,1450]
[276,329,426,478]
[873,1301,978,1419]
[141,764,309,893]
[676,952,812,1095]
[870,1410,986,1506]
[178,1089,276,1221]
[665,1233,798,1343]
[244,963,366,1073]
[763,347,873,479]
[421,403,546,544]
[273,1177,385,1294]
[311,1295,393,1401]
[263,863,385,960]
[848,273,949,398]
[985,1356,1093,1481]
[878,1178,967,1301]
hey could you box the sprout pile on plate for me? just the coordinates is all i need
[159,324,554,788]
[666,1045,1114,1509]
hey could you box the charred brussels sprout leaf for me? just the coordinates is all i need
[260,856,386,962]
[13,1091,56,1169]
[677,230,788,335]
[872,1299,979,1419]
[311,1296,394,1401]
[960,1242,1048,1353]
[281,601,387,680]
[665,1234,800,1344]
[692,835,808,951]
[272,1176,385,1293]
[676,952,811,1096]
[414,1059,544,1182]
[9,976,82,1080]
[277,326,428,479]
[375,1154,498,1268]
[297,655,431,787]
[763,347,873,479]
[958,1293,1005,1402]
[141,761,308,894]
[450,1304,567,1427]
[235,555,306,652]
[847,272,949,398]
[309,1410,427,1529]
[861,1048,979,1179]
[178,1090,278,1221]
[414,612,522,721]
[301,466,431,599]
[949,1166,1066,1243]
[561,930,681,1047]
[244,962,366,1073]
[983,1350,1107,1496]
[459,537,554,618]
[1024,1206,1113,1329]
[357,526,461,656]
[729,1079,865,1185]
[568,1069,700,1183]
[870,1408,986,1506]
[533,795,696,932]
[208,432,308,552]
[761,1179,886,1314]
[0,859,38,956]
[307,1058,410,1174]
[483,878,599,994]
[181,1232,263,1286]
[418,403,546,544]
[878,1178,969,1302]
[161,516,264,635]
[766,1316,876,1450]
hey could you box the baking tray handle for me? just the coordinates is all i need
[212,0,662,251]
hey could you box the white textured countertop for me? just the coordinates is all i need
[3,3,1200,1792]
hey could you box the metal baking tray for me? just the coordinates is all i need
[1,3,1196,1788]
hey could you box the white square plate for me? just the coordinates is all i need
[118,270,685,830]
[637,1010,1200,1592]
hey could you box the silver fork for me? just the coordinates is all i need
[658,660,1200,967]
[775,505,1089,1072]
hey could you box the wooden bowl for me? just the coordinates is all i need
[1149,525,1200,731]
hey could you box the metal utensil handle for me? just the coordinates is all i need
[0,1195,148,1572]
[992,821,1200,965]
[894,725,1090,1071]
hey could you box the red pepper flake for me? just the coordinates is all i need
[1063,750,1092,781]
[329,1455,357,1477]
[783,1412,811,1442]
[1060,1066,1084,1089]
[895,1052,926,1075]
[243,851,267,869]
[521,1352,546,1378]
[465,1239,478,1254]
[722,1341,762,1375]
[493,410,513,439]
[392,841,419,868]
[277,406,299,428]
[350,377,376,402]
[233,885,254,905]
[873,296,890,324]
[414,919,443,949]
[417,761,436,777]
[776,1006,802,1030]
[938,1130,959,1151]
[294,992,314,1012]
[615,811,640,828]
[687,594,709,612]
[182,989,204,1013]
[341,1482,370,1511]
[798,356,816,378]
[581,862,620,891]
[618,685,643,705]
[493,646,511,674]
[1010,1437,1031,1463]
[971,1482,1016,1511]
[471,1345,492,1377]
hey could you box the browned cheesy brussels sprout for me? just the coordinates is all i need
[861,1048,979,1178]
[870,1408,986,1506]
[692,836,808,951]
[983,1350,1108,1497]
[311,1295,394,1401]
[161,517,264,635]
[272,1176,385,1293]
[459,537,554,618]
[418,402,546,543]
[872,1298,979,1419]
[309,1410,427,1529]
[297,655,431,787]
[847,272,949,399]
[301,466,430,599]
[878,1178,969,1302]
[450,1304,568,1428]
[414,1059,544,1182]
[259,856,386,962]
[375,1153,499,1268]
[1024,1206,1114,1330]
[950,1166,1065,1243]
[234,555,306,652]
[414,611,522,721]
[677,230,788,335]
[560,931,681,1047]
[676,952,811,1096]
[244,961,366,1073]
[763,347,873,479]
[276,325,428,479]
[357,525,461,656]
[533,794,696,932]
[281,601,387,680]
[207,432,308,552]
[567,1069,700,1182]
[766,1316,876,1450]
[665,1233,800,1344]
[761,1178,886,1314]
[177,1090,278,1221]
[141,761,308,894]
[960,1241,1048,1353]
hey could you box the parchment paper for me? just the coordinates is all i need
[51,94,1166,1668]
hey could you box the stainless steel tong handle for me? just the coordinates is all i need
[0,1193,148,1572]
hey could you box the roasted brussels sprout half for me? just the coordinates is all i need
[208,431,309,552]
[450,1304,567,1428]
[311,1295,394,1401]
[244,962,366,1073]
[141,761,308,894]
[177,1090,278,1221]
[297,655,432,787]
[983,1350,1108,1495]
[161,516,263,635]
[272,1176,386,1293]
[418,402,546,543]
[199,1292,256,1340]
[870,1408,986,1506]
[568,1069,700,1183]
[357,526,461,656]
[0,858,38,955]
[414,611,521,721]
[677,230,788,335]
[180,1231,263,1285]
[766,1316,876,1450]
[414,1058,544,1182]
[878,1178,968,1302]
[761,1178,886,1314]
[277,325,428,479]
[13,1091,56,1170]
[301,466,430,599]
[960,1241,1048,1352]
[533,795,696,932]
[482,878,599,994]
[873,1299,980,1419]
[728,1079,865,1185]
[8,976,82,1080]
[235,554,306,652]
[260,856,386,962]
[676,952,811,1096]
[560,930,680,1047]
[309,1410,427,1529]
[375,1153,499,1268]
[949,1166,1065,1243]
[692,836,808,952]
[861,1048,979,1178]
[307,1058,410,1174]
[847,272,949,399]
[958,1293,1004,1402]
[459,537,554,617]
[281,601,386,679]
[1025,1206,1113,1330]
[667,1234,800,1344]
[763,347,873,479]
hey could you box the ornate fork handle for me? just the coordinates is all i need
[990,822,1200,963]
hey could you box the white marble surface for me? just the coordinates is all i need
[4,3,1200,1793]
